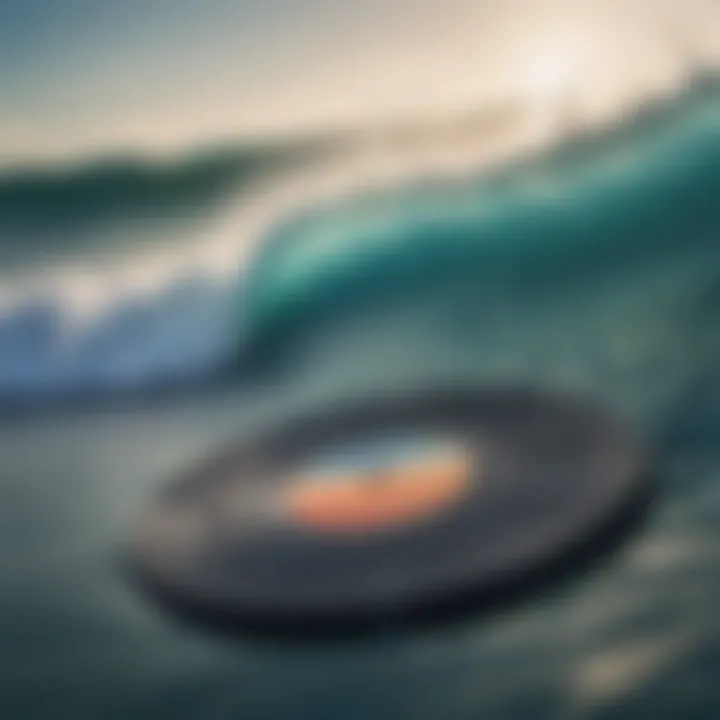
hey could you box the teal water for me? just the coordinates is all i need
[244,81,720,361]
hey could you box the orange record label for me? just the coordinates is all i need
[282,436,475,533]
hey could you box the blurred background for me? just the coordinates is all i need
[2,0,720,717]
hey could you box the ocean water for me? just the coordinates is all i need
[2,81,720,718]
[0,79,719,404]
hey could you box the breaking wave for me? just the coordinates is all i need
[0,74,719,404]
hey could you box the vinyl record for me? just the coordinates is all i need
[129,387,654,638]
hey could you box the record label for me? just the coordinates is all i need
[281,435,475,534]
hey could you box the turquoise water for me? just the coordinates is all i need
[244,82,720,361]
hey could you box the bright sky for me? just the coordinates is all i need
[1,0,719,164]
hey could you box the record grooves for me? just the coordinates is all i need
[129,386,655,639]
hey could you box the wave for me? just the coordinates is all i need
[0,75,719,404]
[0,139,330,231]
[0,138,338,402]
[243,76,720,356]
